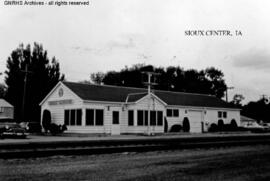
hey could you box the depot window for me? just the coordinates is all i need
[223,112,227,118]
[218,111,227,118]
[85,109,104,126]
[128,110,134,126]
[167,109,179,117]
[157,111,163,126]
[137,110,163,126]
[64,109,82,126]
[137,110,144,126]
[150,111,156,126]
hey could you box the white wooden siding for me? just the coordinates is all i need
[0,107,14,119]
[40,83,240,134]
[165,107,187,132]
[188,110,203,133]
[228,110,241,126]
[40,84,83,129]
[204,109,240,131]
[124,95,166,134]
[165,106,240,133]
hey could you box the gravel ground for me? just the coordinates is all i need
[1,145,270,181]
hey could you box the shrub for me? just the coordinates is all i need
[183,117,190,132]
[208,123,218,132]
[24,122,41,133]
[42,110,51,133]
[48,123,67,135]
[218,119,224,131]
[223,124,231,132]
[170,124,182,132]
[164,118,168,133]
[208,119,239,132]
[230,119,238,131]
[62,124,67,132]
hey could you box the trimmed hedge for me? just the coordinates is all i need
[209,120,239,132]
[48,123,67,135]
[42,110,51,133]
[183,117,190,132]
[208,123,218,132]
[170,124,182,132]
[218,119,225,131]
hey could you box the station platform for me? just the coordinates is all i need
[0,132,266,145]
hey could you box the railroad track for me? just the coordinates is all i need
[1,134,270,159]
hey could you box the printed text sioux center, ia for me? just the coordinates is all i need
[185,30,242,36]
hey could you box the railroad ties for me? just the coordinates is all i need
[1,134,270,159]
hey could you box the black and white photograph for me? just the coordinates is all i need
[0,0,270,180]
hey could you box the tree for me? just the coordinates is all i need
[99,64,150,88]
[91,64,227,99]
[242,97,270,122]
[90,72,105,85]
[204,67,227,98]
[4,43,64,122]
[0,83,6,98]
[231,94,245,107]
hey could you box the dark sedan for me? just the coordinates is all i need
[0,122,29,138]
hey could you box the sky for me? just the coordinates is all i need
[0,0,270,103]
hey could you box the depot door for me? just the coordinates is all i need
[111,111,120,135]
[189,110,203,133]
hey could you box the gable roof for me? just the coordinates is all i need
[63,81,146,103]
[62,81,237,109]
[241,115,257,122]
[0,99,13,108]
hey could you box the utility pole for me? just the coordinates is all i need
[261,94,268,99]
[226,86,234,102]
[142,71,159,135]
[21,64,32,122]
[261,94,269,104]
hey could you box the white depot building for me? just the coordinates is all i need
[40,81,240,135]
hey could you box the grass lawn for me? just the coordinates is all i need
[1,145,270,181]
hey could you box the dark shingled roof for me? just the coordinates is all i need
[63,81,236,109]
[63,81,146,102]
[153,91,232,108]
[126,93,148,102]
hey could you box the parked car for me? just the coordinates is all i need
[243,122,270,133]
[0,121,29,138]
[23,122,42,133]
[260,123,270,129]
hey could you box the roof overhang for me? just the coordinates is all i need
[83,100,123,106]
[134,93,168,106]
[166,104,241,111]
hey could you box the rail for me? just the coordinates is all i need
[1,134,270,159]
